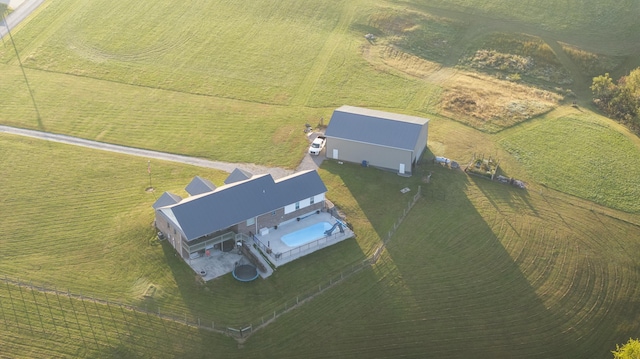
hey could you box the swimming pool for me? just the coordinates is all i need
[281,222,333,247]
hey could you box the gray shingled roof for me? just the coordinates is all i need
[152,192,182,210]
[325,105,429,151]
[224,168,253,185]
[162,170,327,241]
[185,176,216,196]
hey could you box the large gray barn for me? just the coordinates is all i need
[324,106,429,175]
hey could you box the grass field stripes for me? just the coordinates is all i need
[0,189,423,342]
[0,277,236,357]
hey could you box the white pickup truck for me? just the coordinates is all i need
[308,135,326,155]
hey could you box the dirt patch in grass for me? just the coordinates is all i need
[439,72,562,132]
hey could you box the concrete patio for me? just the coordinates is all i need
[185,239,274,281]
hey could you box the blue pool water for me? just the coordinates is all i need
[281,222,333,247]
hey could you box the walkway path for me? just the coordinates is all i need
[0,125,301,179]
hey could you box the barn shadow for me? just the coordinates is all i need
[322,159,589,357]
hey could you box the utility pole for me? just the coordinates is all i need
[147,160,152,189]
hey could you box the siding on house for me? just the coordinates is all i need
[412,120,429,164]
[324,106,429,174]
[326,137,413,173]
[154,170,327,245]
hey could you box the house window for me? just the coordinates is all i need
[310,196,315,205]
[295,202,300,210]
[246,217,255,226]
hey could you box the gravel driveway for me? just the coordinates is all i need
[0,125,300,179]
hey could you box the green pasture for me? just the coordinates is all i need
[248,166,640,358]
[0,283,240,358]
[0,0,638,169]
[499,112,640,213]
[407,0,640,49]
[2,0,640,356]
[0,133,416,325]
[2,160,639,358]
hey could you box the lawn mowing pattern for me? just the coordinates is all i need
[499,115,640,213]
[245,165,640,358]
[0,144,639,357]
[0,134,375,325]
[1,0,640,356]
[2,0,640,167]
[4,0,342,105]
[0,64,316,168]
[0,281,239,358]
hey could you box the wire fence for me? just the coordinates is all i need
[0,186,423,342]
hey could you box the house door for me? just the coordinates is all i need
[332,149,339,159]
[399,163,405,174]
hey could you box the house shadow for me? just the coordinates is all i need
[322,159,590,357]
[150,204,368,344]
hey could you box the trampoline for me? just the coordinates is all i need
[233,264,259,282]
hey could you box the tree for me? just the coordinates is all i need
[591,69,640,135]
[624,68,640,96]
[591,73,617,101]
[612,338,640,359]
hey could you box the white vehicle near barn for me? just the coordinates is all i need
[308,135,326,155]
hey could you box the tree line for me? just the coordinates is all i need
[591,68,640,136]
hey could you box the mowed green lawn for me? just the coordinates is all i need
[248,166,640,358]
[0,0,430,168]
[1,0,640,356]
[499,111,640,212]
[0,133,411,325]
[0,131,639,358]
[2,156,639,358]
